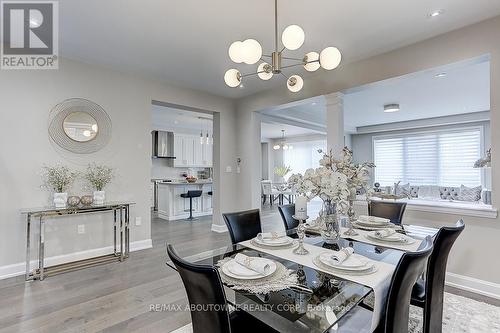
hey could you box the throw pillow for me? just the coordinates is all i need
[439,187,460,200]
[418,185,441,199]
[458,185,482,202]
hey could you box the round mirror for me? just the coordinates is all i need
[63,112,99,142]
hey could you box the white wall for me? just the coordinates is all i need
[234,16,500,292]
[0,57,236,276]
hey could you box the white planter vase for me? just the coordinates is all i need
[53,192,68,208]
[93,190,105,205]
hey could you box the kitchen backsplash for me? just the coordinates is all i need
[151,159,209,180]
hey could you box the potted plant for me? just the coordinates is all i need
[41,165,78,208]
[84,163,114,205]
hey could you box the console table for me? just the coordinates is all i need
[21,201,134,281]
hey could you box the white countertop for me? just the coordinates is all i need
[154,179,212,185]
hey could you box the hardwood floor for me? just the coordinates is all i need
[0,206,498,332]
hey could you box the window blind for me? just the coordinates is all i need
[373,128,482,187]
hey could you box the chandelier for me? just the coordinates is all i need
[224,0,342,92]
[273,130,293,150]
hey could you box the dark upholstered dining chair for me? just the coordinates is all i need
[368,200,407,225]
[278,204,299,231]
[411,219,465,333]
[377,236,434,333]
[167,244,278,333]
[222,209,262,244]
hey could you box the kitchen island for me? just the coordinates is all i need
[154,180,212,221]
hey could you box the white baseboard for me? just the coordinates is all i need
[211,223,228,233]
[446,272,500,300]
[157,210,212,221]
[0,239,153,281]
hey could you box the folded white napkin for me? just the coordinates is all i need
[374,228,396,238]
[358,215,390,223]
[258,231,287,240]
[331,247,354,264]
[234,254,270,275]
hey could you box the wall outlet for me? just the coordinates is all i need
[77,224,85,234]
[135,217,142,226]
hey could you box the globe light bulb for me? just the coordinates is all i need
[228,41,244,63]
[83,130,91,137]
[257,62,273,80]
[224,69,241,87]
[242,39,262,64]
[320,47,342,70]
[282,25,305,50]
[91,124,98,132]
[273,144,280,150]
[303,51,320,72]
[283,144,289,150]
[287,75,304,93]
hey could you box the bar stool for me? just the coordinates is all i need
[180,190,202,220]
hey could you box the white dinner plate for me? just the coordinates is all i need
[366,232,416,245]
[221,258,277,280]
[355,219,392,227]
[313,256,378,275]
[318,252,371,271]
[352,222,395,231]
[253,236,294,246]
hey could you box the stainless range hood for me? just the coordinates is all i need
[152,131,176,159]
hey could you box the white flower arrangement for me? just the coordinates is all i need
[318,147,375,195]
[41,165,78,193]
[84,163,114,191]
[288,147,375,214]
[288,167,351,213]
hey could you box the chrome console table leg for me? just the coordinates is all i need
[39,216,45,280]
[119,206,124,261]
[25,214,31,281]
[125,205,130,258]
[113,208,117,256]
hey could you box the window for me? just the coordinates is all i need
[283,139,326,177]
[373,128,482,187]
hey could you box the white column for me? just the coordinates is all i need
[325,92,345,155]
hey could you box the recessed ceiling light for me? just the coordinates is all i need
[429,9,444,18]
[384,104,400,113]
[435,72,447,78]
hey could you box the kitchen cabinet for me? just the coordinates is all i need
[156,182,213,221]
[174,133,212,167]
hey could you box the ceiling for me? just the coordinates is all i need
[59,0,500,98]
[344,58,490,130]
[259,58,490,134]
[261,122,323,140]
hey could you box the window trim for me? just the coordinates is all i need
[371,125,485,187]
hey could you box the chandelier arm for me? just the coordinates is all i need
[281,56,304,61]
[280,63,304,70]
[241,70,268,78]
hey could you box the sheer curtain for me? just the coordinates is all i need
[283,139,327,176]
[283,139,326,219]
[373,127,482,187]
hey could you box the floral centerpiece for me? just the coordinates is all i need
[288,147,375,241]
[288,159,350,242]
[84,163,114,205]
[41,165,78,208]
[318,147,375,234]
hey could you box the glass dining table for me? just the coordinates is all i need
[166,225,437,333]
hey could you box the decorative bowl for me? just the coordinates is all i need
[80,195,94,206]
[186,177,197,183]
[67,196,81,207]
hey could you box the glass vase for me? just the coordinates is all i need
[320,200,340,243]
